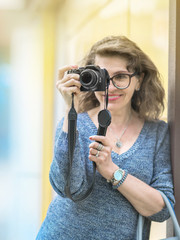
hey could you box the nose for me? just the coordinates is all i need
[108,79,117,91]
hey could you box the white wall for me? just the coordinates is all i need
[0,17,44,240]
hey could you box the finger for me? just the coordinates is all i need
[57,74,80,90]
[56,76,81,93]
[89,148,99,156]
[58,65,78,80]
[63,78,81,88]
[96,143,104,151]
[56,77,80,90]
[60,86,81,95]
[89,135,109,146]
[89,154,97,162]
[89,142,104,151]
[89,152,101,162]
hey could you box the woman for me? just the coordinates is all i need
[36,36,174,240]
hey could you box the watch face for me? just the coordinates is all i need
[114,169,123,181]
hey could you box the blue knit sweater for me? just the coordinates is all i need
[36,112,174,240]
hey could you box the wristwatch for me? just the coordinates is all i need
[107,168,124,185]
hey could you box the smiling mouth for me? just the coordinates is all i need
[107,95,122,101]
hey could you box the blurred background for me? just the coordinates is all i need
[0,0,169,239]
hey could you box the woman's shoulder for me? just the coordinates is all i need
[146,119,169,132]
[144,119,169,144]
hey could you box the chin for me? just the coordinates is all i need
[107,103,120,112]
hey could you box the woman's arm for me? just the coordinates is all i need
[56,65,81,133]
[89,136,163,217]
[49,118,91,199]
[89,122,174,220]
[49,65,93,198]
[117,174,165,217]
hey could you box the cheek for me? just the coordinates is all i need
[127,80,138,96]
[123,87,136,101]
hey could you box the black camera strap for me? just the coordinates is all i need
[65,86,111,202]
[65,93,96,202]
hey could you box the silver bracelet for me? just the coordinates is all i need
[112,170,128,190]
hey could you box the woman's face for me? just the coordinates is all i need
[94,55,141,114]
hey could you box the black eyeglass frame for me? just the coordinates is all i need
[109,71,139,89]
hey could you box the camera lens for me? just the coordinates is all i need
[80,70,98,90]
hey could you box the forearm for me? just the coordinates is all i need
[117,174,165,217]
[50,124,91,198]
[63,103,79,133]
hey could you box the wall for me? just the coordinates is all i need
[0,8,44,240]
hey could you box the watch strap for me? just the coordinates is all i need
[112,170,128,189]
[107,168,124,184]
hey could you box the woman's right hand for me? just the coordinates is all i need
[56,65,81,111]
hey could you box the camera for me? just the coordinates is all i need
[67,65,110,91]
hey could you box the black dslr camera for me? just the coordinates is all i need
[67,65,110,91]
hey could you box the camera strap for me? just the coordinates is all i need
[65,93,96,202]
[65,85,111,202]
[104,80,109,109]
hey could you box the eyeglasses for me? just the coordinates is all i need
[109,71,138,89]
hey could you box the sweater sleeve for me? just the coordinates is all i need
[148,121,175,222]
[49,118,91,200]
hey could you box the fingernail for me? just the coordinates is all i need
[89,136,95,140]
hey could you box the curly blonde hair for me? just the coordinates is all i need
[78,36,165,121]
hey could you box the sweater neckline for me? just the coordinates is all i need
[82,112,149,159]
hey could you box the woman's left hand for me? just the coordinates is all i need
[89,135,118,180]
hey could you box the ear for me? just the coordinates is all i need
[135,73,144,91]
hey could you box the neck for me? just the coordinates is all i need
[89,104,133,129]
[110,107,132,128]
[108,107,132,149]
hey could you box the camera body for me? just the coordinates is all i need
[67,65,110,91]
